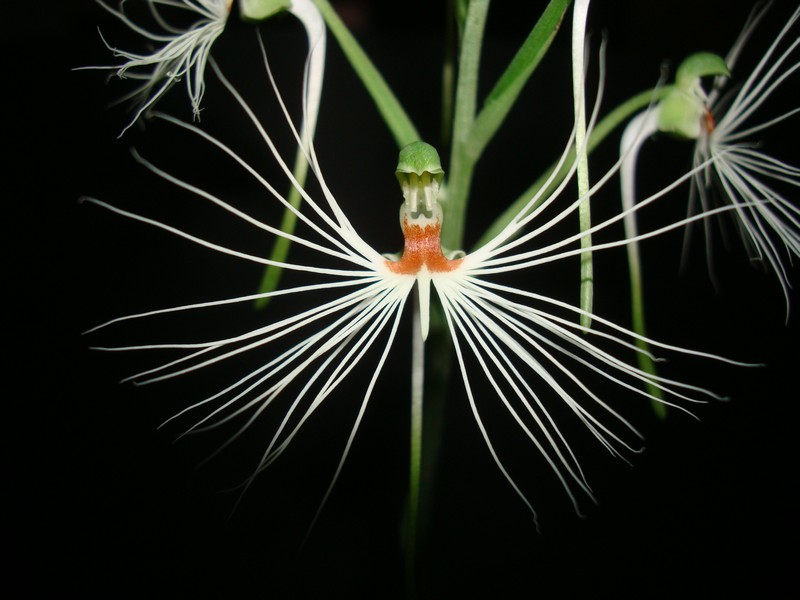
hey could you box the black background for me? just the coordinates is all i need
[5,1,799,597]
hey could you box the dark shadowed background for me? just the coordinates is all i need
[5,1,799,597]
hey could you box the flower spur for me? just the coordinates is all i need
[85,42,744,527]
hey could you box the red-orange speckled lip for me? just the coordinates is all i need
[703,106,716,134]
[385,218,463,275]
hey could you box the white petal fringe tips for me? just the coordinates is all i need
[91,1,233,133]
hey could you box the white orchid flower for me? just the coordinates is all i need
[621,4,800,307]
[689,4,800,305]
[85,26,742,527]
[88,0,325,140]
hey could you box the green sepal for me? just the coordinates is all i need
[675,52,730,90]
[239,0,291,22]
[396,142,445,186]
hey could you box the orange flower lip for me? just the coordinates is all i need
[703,106,716,134]
[385,219,463,275]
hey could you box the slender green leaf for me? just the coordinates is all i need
[441,0,491,251]
[313,0,420,147]
[467,0,571,155]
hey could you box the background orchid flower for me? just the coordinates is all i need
[617,4,799,410]
[621,4,800,310]
[686,4,800,306]
[89,0,234,133]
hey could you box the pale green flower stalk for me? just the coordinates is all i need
[572,0,593,328]
[85,32,744,538]
[621,4,800,322]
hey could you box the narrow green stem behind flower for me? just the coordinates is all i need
[442,0,491,251]
[406,297,425,597]
[620,109,667,417]
[628,242,667,418]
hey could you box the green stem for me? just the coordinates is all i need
[441,0,457,147]
[406,296,425,597]
[628,238,667,418]
[572,1,592,328]
[442,0,491,251]
[466,0,571,154]
[620,109,667,417]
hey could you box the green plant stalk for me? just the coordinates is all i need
[474,85,673,249]
[466,0,571,154]
[407,3,490,591]
[441,0,457,147]
[627,237,667,418]
[619,108,668,417]
[312,0,420,147]
[572,0,592,328]
[406,297,425,597]
[578,185,593,326]
[441,0,491,251]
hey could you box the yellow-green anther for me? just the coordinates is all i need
[239,0,291,22]
[657,52,730,140]
[396,142,445,216]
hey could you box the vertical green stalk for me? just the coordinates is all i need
[441,0,491,251]
[571,0,593,328]
[406,296,425,597]
[627,237,666,417]
[620,109,667,417]
[441,0,457,147]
